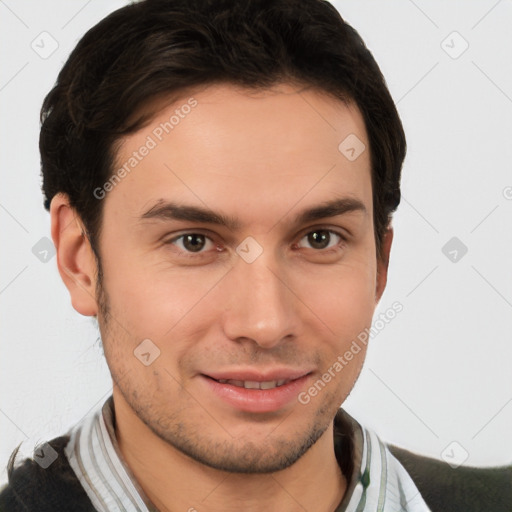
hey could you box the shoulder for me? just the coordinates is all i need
[388,444,512,512]
[0,435,96,512]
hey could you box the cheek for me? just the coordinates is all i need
[296,259,377,336]
[99,246,226,346]
[300,271,374,398]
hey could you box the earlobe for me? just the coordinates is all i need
[375,226,393,304]
[50,193,99,316]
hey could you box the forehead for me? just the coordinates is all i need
[107,83,372,229]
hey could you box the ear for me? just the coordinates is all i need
[375,226,393,304]
[50,193,99,316]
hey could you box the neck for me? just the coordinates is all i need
[114,394,347,512]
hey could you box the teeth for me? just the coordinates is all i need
[217,379,289,389]
[244,380,262,389]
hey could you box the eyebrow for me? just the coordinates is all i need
[140,197,367,231]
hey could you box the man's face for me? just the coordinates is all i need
[93,83,387,473]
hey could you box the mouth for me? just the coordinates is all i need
[199,370,313,413]
[212,378,291,390]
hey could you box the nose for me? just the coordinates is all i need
[221,251,302,349]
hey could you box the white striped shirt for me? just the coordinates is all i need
[64,395,431,511]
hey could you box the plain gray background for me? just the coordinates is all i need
[1,0,512,487]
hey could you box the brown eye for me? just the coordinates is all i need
[168,233,215,254]
[297,229,343,251]
[182,233,206,252]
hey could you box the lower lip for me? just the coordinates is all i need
[200,374,311,413]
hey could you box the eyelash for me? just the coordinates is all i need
[164,228,347,259]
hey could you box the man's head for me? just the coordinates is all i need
[44,0,405,474]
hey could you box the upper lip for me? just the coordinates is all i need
[203,368,313,382]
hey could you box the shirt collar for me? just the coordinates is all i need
[64,395,429,511]
[65,395,157,511]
